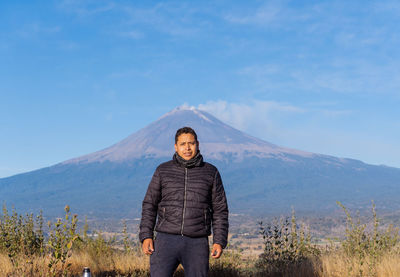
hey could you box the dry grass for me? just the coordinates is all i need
[0,251,149,276]
[0,249,244,276]
[68,250,149,276]
[0,253,13,276]
[0,254,50,276]
[317,251,400,277]
[3,249,400,276]
[376,253,400,277]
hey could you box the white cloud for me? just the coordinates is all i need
[319,109,352,117]
[121,3,203,37]
[119,30,144,40]
[223,1,318,30]
[59,0,116,16]
[62,1,213,38]
[58,41,80,50]
[18,23,61,39]
[196,99,354,144]
[374,1,400,14]
[224,2,283,25]
[197,100,305,142]
[196,100,399,167]
[107,69,153,79]
[238,59,400,96]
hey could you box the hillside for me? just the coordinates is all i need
[1,106,400,218]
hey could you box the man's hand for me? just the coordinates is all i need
[211,243,223,259]
[142,238,154,255]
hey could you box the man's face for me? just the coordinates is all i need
[175,133,198,160]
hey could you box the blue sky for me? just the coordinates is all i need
[1,0,400,177]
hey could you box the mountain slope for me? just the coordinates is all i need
[63,106,312,164]
[1,106,400,218]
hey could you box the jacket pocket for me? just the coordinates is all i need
[204,208,210,231]
[157,207,166,229]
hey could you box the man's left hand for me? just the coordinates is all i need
[211,243,223,259]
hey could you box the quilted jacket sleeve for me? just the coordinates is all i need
[139,167,162,243]
[211,170,229,248]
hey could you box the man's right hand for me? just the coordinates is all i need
[142,238,154,255]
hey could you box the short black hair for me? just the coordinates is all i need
[175,127,198,144]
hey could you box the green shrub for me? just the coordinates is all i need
[256,210,320,274]
[337,201,400,276]
[47,205,80,277]
[0,205,44,269]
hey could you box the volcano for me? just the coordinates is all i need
[64,106,312,164]
[1,106,400,218]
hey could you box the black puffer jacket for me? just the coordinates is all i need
[139,153,229,248]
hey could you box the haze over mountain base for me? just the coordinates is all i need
[1,107,400,218]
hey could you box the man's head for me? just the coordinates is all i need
[174,127,199,160]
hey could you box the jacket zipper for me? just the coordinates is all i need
[181,167,188,235]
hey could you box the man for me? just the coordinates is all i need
[139,126,229,277]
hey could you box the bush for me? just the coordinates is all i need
[337,201,400,276]
[47,205,80,276]
[256,210,320,275]
[0,205,44,269]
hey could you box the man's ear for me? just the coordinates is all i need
[197,141,200,151]
[174,144,178,152]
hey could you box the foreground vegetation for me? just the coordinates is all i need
[1,203,400,276]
